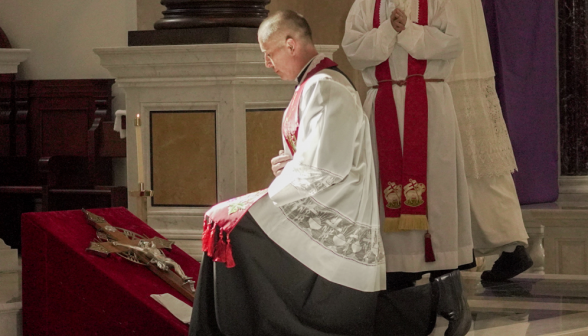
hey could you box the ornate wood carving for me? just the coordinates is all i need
[155,0,271,29]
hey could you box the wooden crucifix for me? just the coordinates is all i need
[82,209,195,301]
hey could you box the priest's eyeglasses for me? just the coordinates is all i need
[263,44,286,67]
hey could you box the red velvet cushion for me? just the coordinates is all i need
[22,207,200,336]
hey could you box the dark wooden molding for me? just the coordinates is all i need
[128,26,258,46]
[154,0,271,29]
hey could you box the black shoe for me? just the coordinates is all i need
[481,245,533,282]
[433,270,472,336]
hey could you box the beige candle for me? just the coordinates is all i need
[135,113,145,186]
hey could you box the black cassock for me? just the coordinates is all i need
[189,213,434,336]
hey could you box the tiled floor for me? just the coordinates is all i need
[429,272,588,335]
[4,258,588,335]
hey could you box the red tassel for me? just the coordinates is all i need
[206,223,216,258]
[202,220,210,253]
[214,231,227,263]
[424,231,435,262]
[225,233,235,268]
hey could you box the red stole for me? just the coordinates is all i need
[202,56,338,267]
[373,0,434,261]
[283,57,338,153]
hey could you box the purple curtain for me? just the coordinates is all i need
[482,0,559,204]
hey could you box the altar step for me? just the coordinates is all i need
[0,260,22,336]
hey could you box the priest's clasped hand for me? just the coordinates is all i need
[391,8,407,33]
[271,150,292,177]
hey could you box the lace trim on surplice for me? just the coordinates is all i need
[449,77,518,178]
[280,197,385,266]
[289,164,344,196]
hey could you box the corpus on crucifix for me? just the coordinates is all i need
[83,209,196,301]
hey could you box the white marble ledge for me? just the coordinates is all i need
[103,62,279,80]
[559,176,588,194]
[557,177,588,208]
[0,301,21,313]
[115,76,297,88]
[96,44,271,65]
[94,44,339,80]
[94,44,339,66]
[156,229,203,241]
[148,208,206,232]
[148,206,208,217]
[0,49,31,74]
[521,206,588,226]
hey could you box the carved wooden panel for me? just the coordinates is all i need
[41,110,88,157]
[0,75,12,157]
[27,80,113,159]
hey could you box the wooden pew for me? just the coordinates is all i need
[0,78,127,250]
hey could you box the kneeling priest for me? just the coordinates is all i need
[189,9,468,336]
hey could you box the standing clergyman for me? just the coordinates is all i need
[447,0,532,281]
[343,0,474,334]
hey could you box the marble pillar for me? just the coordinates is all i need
[559,0,588,176]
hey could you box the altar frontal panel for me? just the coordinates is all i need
[151,110,217,206]
[246,109,284,192]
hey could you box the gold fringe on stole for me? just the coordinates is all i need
[399,214,429,231]
[383,215,429,232]
[383,217,401,232]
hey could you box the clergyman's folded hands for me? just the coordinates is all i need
[271,150,292,177]
[391,8,407,33]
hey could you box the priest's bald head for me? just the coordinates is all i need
[258,10,319,81]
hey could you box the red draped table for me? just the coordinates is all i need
[21,207,200,336]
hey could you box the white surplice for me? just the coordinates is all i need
[249,55,386,292]
[448,0,528,255]
[447,0,518,179]
[342,0,473,273]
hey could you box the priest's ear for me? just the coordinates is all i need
[285,37,296,55]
